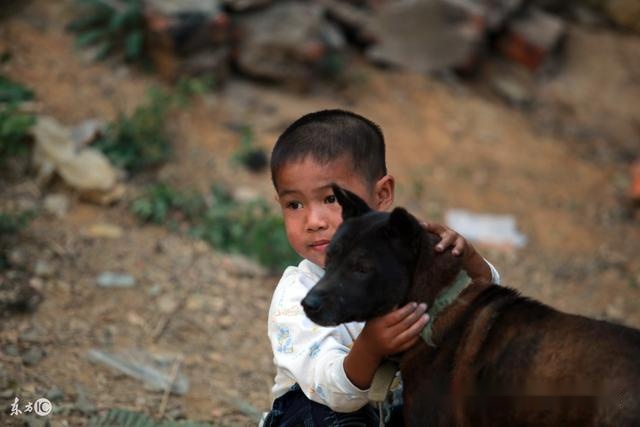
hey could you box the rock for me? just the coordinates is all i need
[96,272,136,288]
[0,271,43,313]
[366,0,486,73]
[222,0,272,11]
[3,343,20,357]
[21,346,45,366]
[7,248,28,268]
[605,0,640,33]
[157,294,178,314]
[487,62,536,108]
[83,223,124,239]
[43,193,70,218]
[497,7,566,71]
[235,1,346,83]
[144,0,231,82]
[34,259,55,278]
[318,0,377,46]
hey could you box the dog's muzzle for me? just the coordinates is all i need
[302,290,339,326]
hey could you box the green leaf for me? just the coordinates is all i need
[124,30,143,61]
[75,29,106,47]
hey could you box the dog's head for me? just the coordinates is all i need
[301,184,425,326]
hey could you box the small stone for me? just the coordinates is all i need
[96,272,136,288]
[34,259,55,278]
[3,344,20,357]
[157,294,178,314]
[147,284,163,296]
[43,193,70,218]
[84,223,124,239]
[218,315,233,329]
[21,346,45,366]
[7,248,28,268]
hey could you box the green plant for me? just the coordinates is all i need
[68,0,145,63]
[131,184,205,224]
[94,89,172,173]
[174,74,217,107]
[89,408,215,427]
[0,211,36,235]
[132,184,299,271]
[0,75,36,162]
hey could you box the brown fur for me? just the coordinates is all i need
[400,232,640,426]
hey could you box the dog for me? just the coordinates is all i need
[301,184,640,426]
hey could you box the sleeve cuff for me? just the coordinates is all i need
[485,259,501,285]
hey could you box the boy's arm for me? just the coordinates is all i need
[344,302,428,389]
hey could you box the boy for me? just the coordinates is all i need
[265,110,500,426]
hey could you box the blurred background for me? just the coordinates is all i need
[1,0,639,425]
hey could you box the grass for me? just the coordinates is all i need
[132,184,299,271]
[94,88,172,173]
[68,0,146,64]
[0,75,36,163]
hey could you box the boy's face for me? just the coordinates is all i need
[275,156,379,268]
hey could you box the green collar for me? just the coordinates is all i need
[420,270,470,348]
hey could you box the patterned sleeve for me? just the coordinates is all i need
[268,272,370,412]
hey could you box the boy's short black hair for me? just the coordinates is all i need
[271,109,387,189]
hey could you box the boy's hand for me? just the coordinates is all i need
[344,303,429,389]
[358,302,429,358]
[421,221,492,285]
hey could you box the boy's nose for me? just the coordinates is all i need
[306,209,328,231]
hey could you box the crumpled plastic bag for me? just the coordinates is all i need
[32,117,117,192]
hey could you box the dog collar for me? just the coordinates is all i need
[420,270,471,348]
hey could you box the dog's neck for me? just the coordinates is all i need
[406,232,465,308]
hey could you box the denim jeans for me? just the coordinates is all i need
[263,384,380,427]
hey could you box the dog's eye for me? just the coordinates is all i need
[352,263,371,275]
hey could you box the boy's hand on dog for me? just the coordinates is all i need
[359,302,429,358]
[344,303,429,389]
[421,221,493,285]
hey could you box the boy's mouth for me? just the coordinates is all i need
[309,240,330,252]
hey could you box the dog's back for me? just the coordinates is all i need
[401,283,640,427]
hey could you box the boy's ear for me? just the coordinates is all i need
[331,183,371,220]
[387,207,421,249]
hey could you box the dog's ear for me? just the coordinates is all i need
[387,207,422,251]
[332,183,371,220]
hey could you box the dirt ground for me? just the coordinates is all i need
[1,1,640,426]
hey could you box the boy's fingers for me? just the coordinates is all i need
[393,313,429,347]
[452,236,466,256]
[393,303,427,331]
[384,302,418,326]
[435,232,456,252]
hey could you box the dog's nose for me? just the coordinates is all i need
[302,291,325,314]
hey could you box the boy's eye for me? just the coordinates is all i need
[325,195,336,204]
[286,201,302,210]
